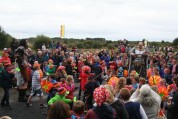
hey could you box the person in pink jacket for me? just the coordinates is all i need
[64,75,75,109]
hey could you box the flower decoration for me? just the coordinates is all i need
[148,76,161,86]
[158,86,168,100]
[41,80,53,93]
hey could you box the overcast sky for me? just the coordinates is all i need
[0,0,178,41]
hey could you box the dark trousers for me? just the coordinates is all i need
[85,94,93,110]
[1,86,10,106]
[18,88,27,102]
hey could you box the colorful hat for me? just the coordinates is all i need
[82,66,91,73]
[57,66,66,70]
[33,62,40,68]
[58,87,67,95]
[53,82,61,88]
[93,86,110,106]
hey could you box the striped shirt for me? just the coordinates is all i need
[32,70,41,89]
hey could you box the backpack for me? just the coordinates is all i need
[71,114,84,119]
[120,45,126,53]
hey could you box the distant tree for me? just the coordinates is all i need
[173,38,178,46]
[85,44,91,49]
[149,41,159,47]
[84,40,93,46]
[107,44,115,50]
[76,42,84,49]
[33,35,51,50]
[92,42,102,49]
[161,40,165,44]
[106,40,112,44]
[0,26,13,49]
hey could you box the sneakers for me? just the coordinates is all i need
[39,104,47,108]
[26,103,32,107]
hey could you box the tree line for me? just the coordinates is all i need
[0,26,178,50]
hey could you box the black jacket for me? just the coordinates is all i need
[110,99,129,119]
[0,68,14,88]
[166,90,178,119]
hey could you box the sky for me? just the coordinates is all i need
[0,0,178,41]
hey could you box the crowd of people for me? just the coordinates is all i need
[0,39,178,119]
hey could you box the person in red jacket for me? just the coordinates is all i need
[78,66,91,100]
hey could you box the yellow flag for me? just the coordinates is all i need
[60,25,65,38]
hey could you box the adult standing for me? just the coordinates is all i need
[15,39,30,102]
[169,57,178,78]
[165,76,178,119]
[130,85,161,119]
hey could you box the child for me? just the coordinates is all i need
[125,77,133,90]
[64,75,75,109]
[48,87,72,105]
[47,82,61,105]
[0,62,14,110]
[26,63,46,108]
[117,60,124,78]
[132,76,139,89]
[84,75,99,110]
[59,78,67,87]
[163,65,172,85]
[43,61,49,75]
[71,100,85,119]
[46,59,56,75]
[139,77,146,88]
[48,74,56,84]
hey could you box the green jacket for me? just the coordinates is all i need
[48,94,72,105]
